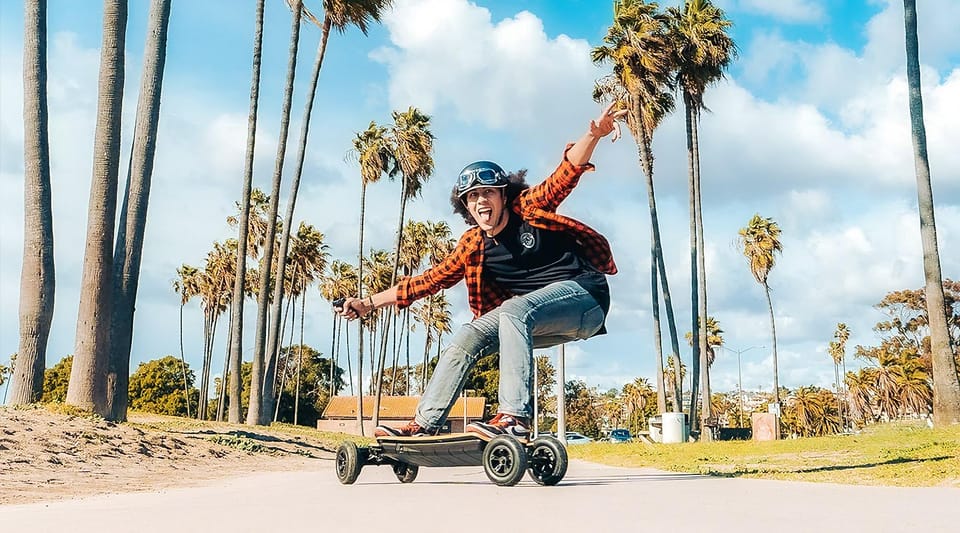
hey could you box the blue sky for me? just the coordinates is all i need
[1,0,958,401]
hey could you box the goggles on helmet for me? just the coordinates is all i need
[457,166,507,196]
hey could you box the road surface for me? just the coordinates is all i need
[2,459,956,532]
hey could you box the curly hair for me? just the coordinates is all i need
[449,169,530,225]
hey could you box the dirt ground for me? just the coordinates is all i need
[0,406,335,506]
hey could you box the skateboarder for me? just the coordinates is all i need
[337,103,626,439]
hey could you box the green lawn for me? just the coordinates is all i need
[567,421,960,487]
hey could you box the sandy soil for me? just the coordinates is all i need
[0,407,334,506]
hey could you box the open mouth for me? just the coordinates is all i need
[476,206,494,224]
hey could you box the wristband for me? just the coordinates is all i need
[366,296,374,309]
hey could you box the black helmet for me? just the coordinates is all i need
[456,161,508,198]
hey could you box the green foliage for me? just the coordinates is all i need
[128,356,198,417]
[271,344,346,427]
[465,352,500,415]
[564,379,603,438]
[210,361,253,421]
[207,434,265,453]
[42,355,72,403]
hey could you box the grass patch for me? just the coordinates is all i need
[567,421,960,487]
[207,434,267,453]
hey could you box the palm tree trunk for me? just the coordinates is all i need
[684,98,702,433]
[179,302,191,418]
[107,0,171,422]
[13,0,55,406]
[199,311,210,420]
[404,308,412,395]
[216,319,233,422]
[764,282,780,409]
[329,313,337,400]
[903,0,960,426]
[375,177,411,424]
[692,104,712,440]
[228,0,265,425]
[295,292,306,425]
[67,0,126,417]
[345,318,354,395]
[637,137,682,411]
[270,277,296,395]
[651,238,666,413]
[265,11,330,422]
[249,1,301,426]
[357,184,367,435]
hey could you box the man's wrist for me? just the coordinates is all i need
[366,296,375,309]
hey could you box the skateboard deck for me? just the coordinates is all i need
[375,432,494,468]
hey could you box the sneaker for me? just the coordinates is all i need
[466,413,530,439]
[374,420,436,438]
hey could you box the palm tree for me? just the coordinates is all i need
[173,264,200,417]
[738,214,783,411]
[828,322,850,429]
[349,122,392,434]
[372,107,435,426]
[12,0,55,406]
[226,0,266,425]
[685,315,723,434]
[108,0,171,421]
[197,240,237,420]
[67,0,127,417]
[901,0,960,426]
[845,368,875,425]
[593,0,682,416]
[247,1,303,426]
[264,0,393,424]
[320,260,357,398]
[283,223,329,422]
[395,220,427,391]
[664,355,686,412]
[665,0,736,438]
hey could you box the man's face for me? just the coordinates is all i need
[464,187,507,233]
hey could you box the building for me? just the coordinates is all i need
[318,395,487,435]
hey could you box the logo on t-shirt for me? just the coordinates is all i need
[520,231,536,249]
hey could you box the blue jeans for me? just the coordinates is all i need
[414,280,605,430]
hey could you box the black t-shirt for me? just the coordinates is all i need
[482,212,610,315]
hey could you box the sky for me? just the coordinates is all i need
[1,0,958,402]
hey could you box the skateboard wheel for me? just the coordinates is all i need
[482,435,528,486]
[527,436,568,486]
[336,441,363,485]
[393,462,419,483]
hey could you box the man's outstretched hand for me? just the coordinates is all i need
[590,102,629,142]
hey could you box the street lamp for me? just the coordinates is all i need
[726,345,764,427]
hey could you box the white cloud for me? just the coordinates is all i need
[738,0,825,23]
[372,0,601,132]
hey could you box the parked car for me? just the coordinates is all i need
[563,432,594,445]
[532,431,593,444]
[608,429,632,443]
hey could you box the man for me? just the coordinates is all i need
[338,103,627,438]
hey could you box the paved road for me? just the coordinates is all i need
[3,459,957,532]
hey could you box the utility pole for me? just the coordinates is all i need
[557,344,566,445]
[727,345,764,428]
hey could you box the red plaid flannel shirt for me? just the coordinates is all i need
[396,146,618,318]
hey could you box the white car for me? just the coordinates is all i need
[562,432,594,445]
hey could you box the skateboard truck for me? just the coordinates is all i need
[335,433,568,487]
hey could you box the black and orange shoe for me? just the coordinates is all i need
[466,413,530,439]
[373,420,437,438]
